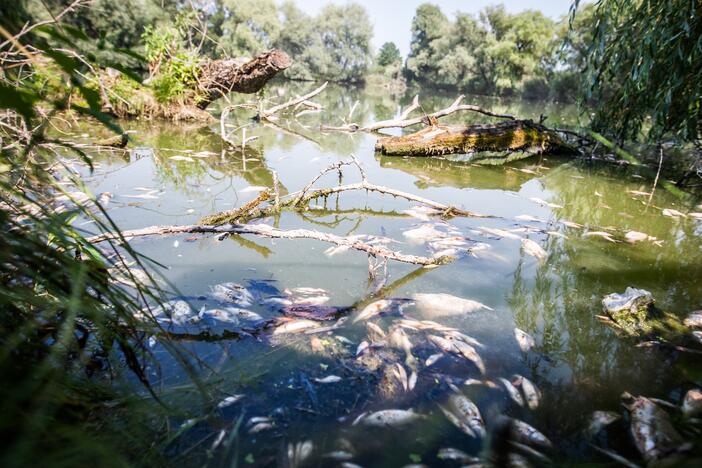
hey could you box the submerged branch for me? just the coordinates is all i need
[86,223,449,266]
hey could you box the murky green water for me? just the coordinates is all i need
[71,83,702,466]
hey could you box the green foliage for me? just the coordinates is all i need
[406,3,558,95]
[377,42,402,67]
[576,0,702,142]
[217,0,281,56]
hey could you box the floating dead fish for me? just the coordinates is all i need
[511,418,552,450]
[356,340,370,356]
[247,416,274,434]
[403,224,445,242]
[122,190,161,200]
[515,214,547,223]
[602,288,654,316]
[396,318,456,333]
[285,440,314,468]
[521,238,548,261]
[210,283,254,306]
[428,335,485,374]
[358,409,422,428]
[366,322,386,341]
[478,226,522,240]
[662,208,686,218]
[284,287,330,306]
[499,378,525,407]
[464,379,499,389]
[315,375,342,384]
[682,388,702,417]
[325,244,351,256]
[273,319,322,335]
[436,447,479,463]
[425,353,444,367]
[683,311,702,329]
[282,304,346,321]
[625,231,651,243]
[514,328,535,352]
[587,411,621,438]
[512,375,541,410]
[444,330,484,349]
[628,190,651,197]
[402,205,442,221]
[561,220,582,229]
[412,293,493,316]
[354,300,394,323]
[388,326,413,355]
[546,230,567,239]
[621,392,683,463]
[217,394,244,409]
[440,393,485,438]
[584,231,616,242]
[529,197,563,209]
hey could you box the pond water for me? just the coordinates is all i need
[71,83,702,466]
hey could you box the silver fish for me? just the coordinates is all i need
[210,283,254,306]
[512,375,541,410]
[499,378,525,407]
[217,394,244,409]
[621,392,683,463]
[514,328,535,353]
[521,238,548,261]
[273,319,321,335]
[425,353,443,367]
[440,394,485,438]
[511,418,552,450]
[366,322,386,341]
[359,409,422,428]
[412,293,493,316]
[315,375,342,384]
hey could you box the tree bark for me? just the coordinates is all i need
[196,49,292,109]
[375,120,577,157]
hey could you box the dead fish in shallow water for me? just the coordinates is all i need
[436,447,479,463]
[282,304,346,321]
[682,388,702,418]
[499,378,525,407]
[521,238,548,260]
[354,299,393,323]
[425,353,444,367]
[356,340,369,356]
[428,335,485,375]
[273,319,321,335]
[247,416,274,434]
[464,378,500,389]
[285,440,314,468]
[662,208,686,218]
[217,395,244,409]
[209,283,254,306]
[358,409,422,428]
[314,375,342,384]
[529,197,563,209]
[412,293,493,316]
[366,321,386,342]
[477,226,522,240]
[621,392,684,463]
[284,287,330,306]
[683,311,702,329]
[584,231,616,242]
[440,393,485,438]
[514,328,536,352]
[403,224,445,243]
[587,411,621,438]
[510,418,553,450]
[512,375,541,410]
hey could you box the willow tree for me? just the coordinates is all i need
[577,0,702,142]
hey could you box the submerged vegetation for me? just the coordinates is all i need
[1,0,702,466]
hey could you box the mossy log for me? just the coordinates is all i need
[196,49,292,109]
[375,120,577,157]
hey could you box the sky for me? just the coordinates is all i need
[292,0,574,57]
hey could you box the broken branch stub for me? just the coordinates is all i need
[196,49,292,109]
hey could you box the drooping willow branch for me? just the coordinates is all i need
[86,223,449,266]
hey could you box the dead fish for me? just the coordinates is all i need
[511,418,553,450]
[403,224,444,243]
[584,231,616,242]
[514,328,535,352]
[464,378,500,389]
[425,353,444,367]
[662,208,686,218]
[359,409,422,428]
[689,212,702,219]
[239,185,267,194]
[366,322,386,341]
[625,231,651,243]
[478,226,522,240]
[282,304,345,321]
[388,326,413,355]
[441,394,485,438]
[436,447,479,463]
[402,205,442,221]
[682,388,702,417]
[247,416,273,434]
[621,392,683,463]
[514,214,547,223]
[444,331,484,349]
[499,378,525,407]
[521,238,548,260]
[412,293,493,316]
[561,220,582,229]
[285,440,314,468]
[158,300,197,326]
[210,283,254,306]
[273,319,321,335]
[354,299,393,323]
[529,197,563,209]
[587,411,621,437]
[285,287,330,306]
[546,230,567,239]
[169,155,194,162]
[315,375,342,384]
[217,394,244,409]
[683,311,702,329]
[356,340,370,356]
[512,375,541,410]
[428,335,485,374]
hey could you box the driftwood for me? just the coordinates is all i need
[259,82,327,121]
[86,223,447,266]
[375,120,577,157]
[196,49,292,109]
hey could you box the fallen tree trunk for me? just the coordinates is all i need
[375,120,577,157]
[196,49,292,109]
